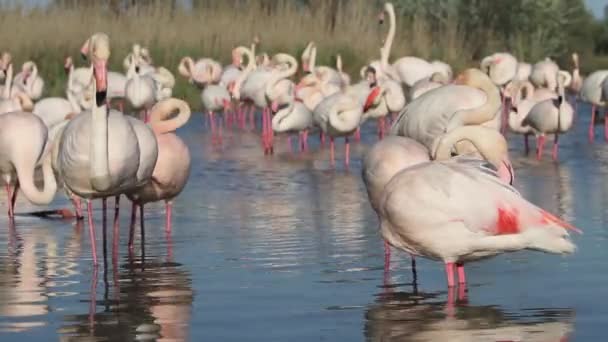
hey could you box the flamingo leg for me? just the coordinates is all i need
[329,136,335,165]
[524,134,530,155]
[589,105,596,142]
[5,183,13,218]
[249,105,255,130]
[10,181,19,217]
[112,196,120,258]
[410,255,417,281]
[139,204,145,247]
[604,110,608,142]
[445,262,455,288]
[378,117,385,140]
[71,195,83,219]
[268,109,274,155]
[344,136,350,167]
[165,201,172,233]
[456,262,466,285]
[262,108,268,154]
[354,127,361,142]
[383,240,391,267]
[87,200,98,266]
[128,202,137,250]
[303,130,309,151]
[320,131,326,147]
[500,94,507,134]
[536,135,546,161]
[298,132,303,152]
[287,136,293,153]
[391,112,397,123]
[552,133,560,161]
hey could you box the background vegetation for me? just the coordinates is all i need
[0,0,606,104]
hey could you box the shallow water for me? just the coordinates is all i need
[0,102,605,341]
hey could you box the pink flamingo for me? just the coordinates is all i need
[580,70,608,141]
[178,56,222,87]
[127,98,191,247]
[379,140,577,288]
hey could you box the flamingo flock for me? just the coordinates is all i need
[2,1,600,293]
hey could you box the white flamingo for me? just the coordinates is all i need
[178,56,222,86]
[12,61,44,100]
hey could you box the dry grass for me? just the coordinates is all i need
[0,1,486,104]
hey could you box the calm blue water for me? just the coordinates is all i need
[0,102,604,341]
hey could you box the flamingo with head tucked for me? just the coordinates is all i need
[379,136,577,288]
[127,98,191,245]
[0,63,34,114]
[178,56,222,87]
[12,61,44,100]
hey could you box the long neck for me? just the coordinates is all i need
[233,48,255,98]
[446,80,501,130]
[90,74,111,192]
[265,55,297,99]
[67,91,81,112]
[16,151,57,205]
[336,55,343,73]
[15,93,33,112]
[178,57,193,78]
[149,98,191,134]
[381,4,396,65]
[4,63,12,98]
[271,101,296,131]
[328,100,361,133]
[433,125,507,168]
[310,46,317,71]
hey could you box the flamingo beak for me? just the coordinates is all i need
[93,59,108,93]
[364,86,382,112]
[302,62,309,73]
[271,101,279,113]
[378,12,385,24]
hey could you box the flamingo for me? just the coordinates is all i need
[480,52,518,132]
[125,61,156,122]
[12,61,44,101]
[379,141,577,288]
[57,32,158,265]
[568,53,583,107]
[530,58,560,91]
[123,43,154,75]
[271,88,313,152]
[363,126,514,274]
[507,81,543,154]
[303,42,344,87]
[362,78,406,140]
[409,72,449,101]
[391,68,501,154]
[301,41,315,73]
[579,70,608,141]
[336,54,351,86]
[313,91,366,167]
[376,2,452,86]
[0,51,11,81]
[515,61,532,82]
[201,82,231,142]
[127,98,191,244]
[0,63,34,114]
[0,111,57,219]
[523,72,574,161]
[178,56,222,87]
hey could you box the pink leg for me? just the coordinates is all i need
[298,132,303,152]
[552,133,559,161]
[536,135,546,161]
[71,195,83,219]
[249,106,255,130]
[354,127,361,142]
[10,182,18,216]
[128,202,137,250]
[303,130,309,151]
[262,108,268,154]
[320,131,326,147]
[208,111,215,138]
[287,136,293,152]
[391,112,397,123]
[267,109,274,154]
[344,136,350,167]
[378,117,386,140]
[383,240,391,267]
[524,134,530,154]
[604,110,608,142]
[445,262,455,287]
[589,105,596,142]
[5,184,13,218]
[329,137,335,165]
[87,200,98,265]
[456,262,466,285]
[165,201,172,233]
[112,196,120,253]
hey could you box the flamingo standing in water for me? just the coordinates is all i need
[523,72,574,161]
[201,81,231,142]
[480,52,517,133]
[363,126,514,275]
[57,32,158,265]
[379,152,577,288]
[127,98,191,247]
[178,56,222,87]
[271,84,313,152]
[362,77,405,140]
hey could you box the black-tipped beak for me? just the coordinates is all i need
[135,66,140,74]
[96,90,107,107]
[80,53,88,61]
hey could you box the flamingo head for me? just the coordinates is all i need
[364,86,383,112]
[365,66,377,87]
[271,100,279,113]
[64,56,73,75]
[232,49,241,67]
[82,33,110,99]
[302,59,310,73]
[0,52,11,72]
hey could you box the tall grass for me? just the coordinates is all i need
[0,1,584,105]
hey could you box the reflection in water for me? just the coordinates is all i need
[59,229,194,341]
[366,273,573,342]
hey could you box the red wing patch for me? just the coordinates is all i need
[364,86,381,112]
[496,207,520,235]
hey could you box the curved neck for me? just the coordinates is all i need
[66,91,81,112]
[433,126,508,169]
[232,48,256,99]
[149,98,191,134]
[271,101,296,129]
[446,80,501,130]
[15,93,33,111]
[336,55,343,73]
[265,55,298,99]
[310,46,317,71]
[328,100,361,133]
[178,57,193,78]
[381,3,396,65]
[513,81,534,106]
[16,151,57,205]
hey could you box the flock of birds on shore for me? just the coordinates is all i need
[7,1,608,290]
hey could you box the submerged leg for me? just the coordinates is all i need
[165,201,173,233]
[524,134,530,155]
[552,133,560,161]
[589,105,596,142]
[536,135,546,160]
[128,202,137,250]
[344,136,350,168]
[329,137,335,165]
[5,184,13,218]
[87,200,98,266]
[71,195,84,219]
[604,110,608,142]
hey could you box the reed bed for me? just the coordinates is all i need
[0,1,591,105]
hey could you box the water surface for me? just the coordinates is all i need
[0,103,605,341]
